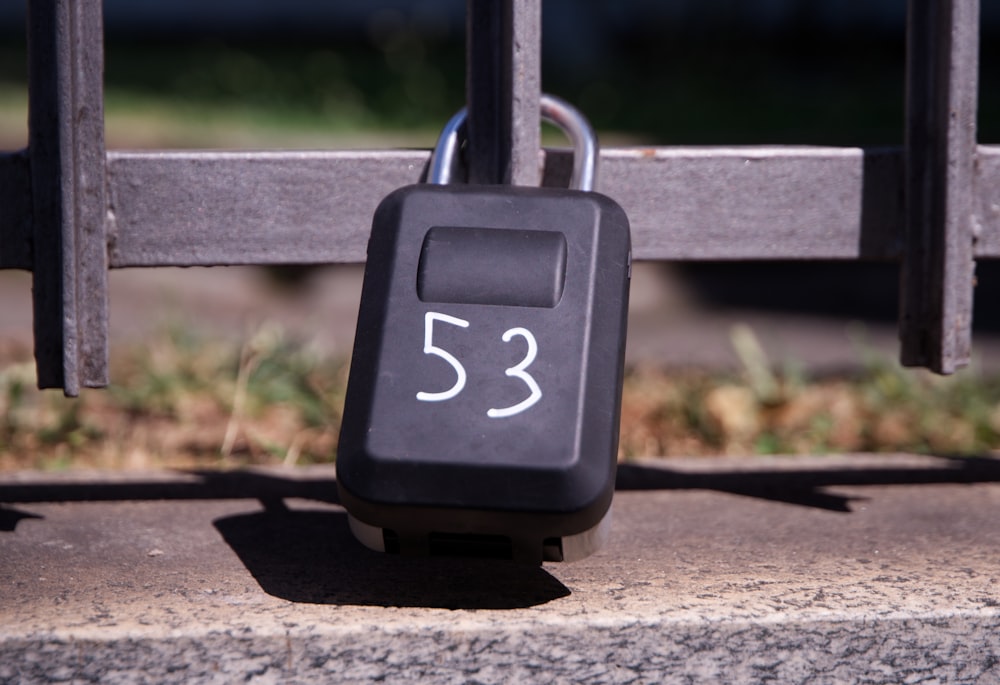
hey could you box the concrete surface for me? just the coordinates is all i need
[2,454,1000,683]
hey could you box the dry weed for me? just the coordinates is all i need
[2,324,999,471]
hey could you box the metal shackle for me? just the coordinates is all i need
[429,93,598,192]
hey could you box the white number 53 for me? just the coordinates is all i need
[415,311,542,419]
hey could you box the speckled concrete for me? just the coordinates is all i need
[2,455,1000,683]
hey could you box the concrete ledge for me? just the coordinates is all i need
[2,454,1000,683]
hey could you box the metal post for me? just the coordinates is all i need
[465,0,541,186]
[27,0,109,395]
[899,0,980,374]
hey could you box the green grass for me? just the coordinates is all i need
[0,326,346,471]
[622,326,1000,458]
[1,324,999,472]
[5,28,999,149]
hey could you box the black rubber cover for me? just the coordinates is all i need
[418,226,567,308]
[337,183,631,538]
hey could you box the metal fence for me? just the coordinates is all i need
[0,0,995,395]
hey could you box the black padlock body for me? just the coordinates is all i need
[337,183,630,539]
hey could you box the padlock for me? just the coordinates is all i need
[337,94,631,563]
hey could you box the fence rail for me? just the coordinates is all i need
[0,0,992,393]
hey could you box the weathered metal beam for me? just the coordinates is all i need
[465,0,541,186]
[103,146,904,267]
[105,150,429,266]
[4,144,996,271]
[899,0,980,373]
[975,145,1000,256]
[578,146,904,261]
[27,0,109,395]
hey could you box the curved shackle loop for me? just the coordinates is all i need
[429,93,598,192]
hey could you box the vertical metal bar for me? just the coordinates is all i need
[508,0,541,187]
[27,0,109,395]
[465,0,541,186]
[899,0,979,374]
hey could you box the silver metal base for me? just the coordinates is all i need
[347,507,613,563]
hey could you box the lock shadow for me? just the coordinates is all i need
[615,454,1000,513]
[0,505,43,532]
[0,469,569,608]
[212,501,571,609]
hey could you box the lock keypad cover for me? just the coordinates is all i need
[418,226,567,308]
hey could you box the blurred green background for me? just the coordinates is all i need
[1,1,999,149]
